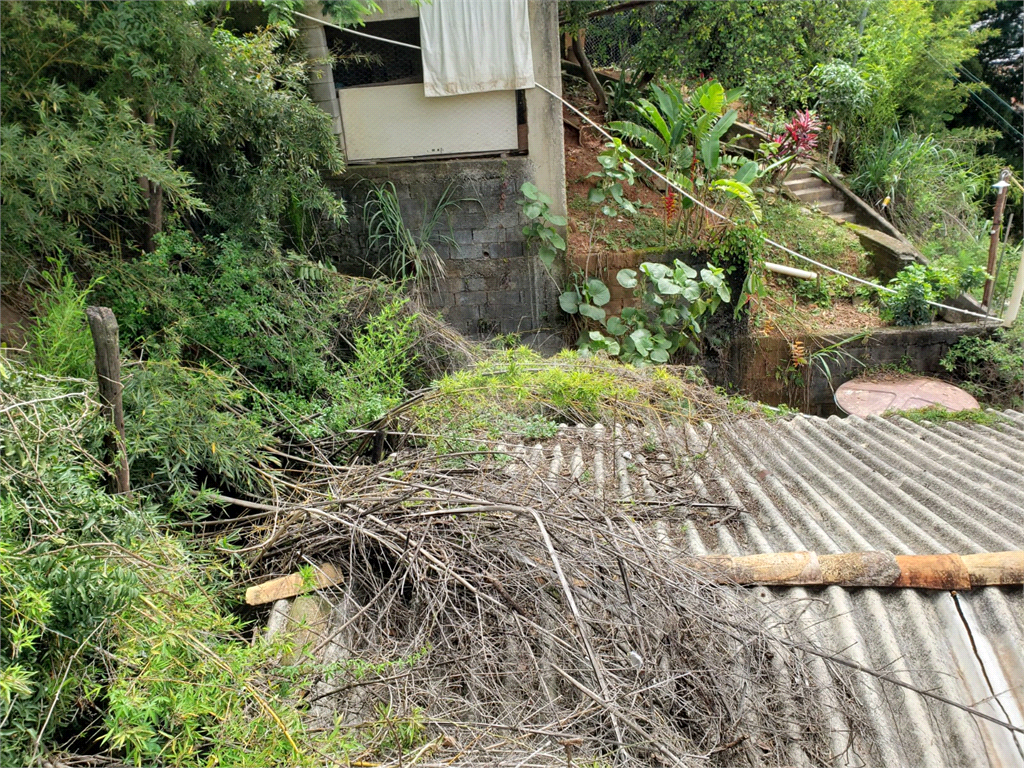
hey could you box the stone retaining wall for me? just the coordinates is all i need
[712,323,995,416]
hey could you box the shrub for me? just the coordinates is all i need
[880,262,983,326]
[0,359,146,765]
[562,261,731,364]
[123,362,278,498]
[848,127,1000,242]
[407,347,721,451]
[811,60,872,164]
[99,230,423,439]
[26,260,99,379]
[940,322,1023,408]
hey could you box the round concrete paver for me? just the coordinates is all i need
[835,376,979,418]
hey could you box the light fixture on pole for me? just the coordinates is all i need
[982,169,1012,310]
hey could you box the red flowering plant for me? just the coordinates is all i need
[760,110,822,185]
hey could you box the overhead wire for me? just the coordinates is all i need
[922,50,1023,142]
[952,60,1019,115]
[290,9,423,50]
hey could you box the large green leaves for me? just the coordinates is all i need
[710,178,762,222]
[571,259,732,366]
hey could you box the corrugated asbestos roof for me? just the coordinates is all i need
[512,410,1024,768]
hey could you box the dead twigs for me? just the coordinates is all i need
[248,426,870,768]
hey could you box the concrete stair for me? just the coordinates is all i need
[783,165,857,224]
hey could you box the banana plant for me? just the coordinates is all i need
[608,80,761,224]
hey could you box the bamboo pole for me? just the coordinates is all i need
[983,169,1011,309]
[693,550,1022,590]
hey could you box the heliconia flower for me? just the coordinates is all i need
[664,190,678,218]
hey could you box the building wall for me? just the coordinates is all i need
[327,157,564,348]
[314,0,566,346]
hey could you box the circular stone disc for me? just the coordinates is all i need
[835,376,980,418]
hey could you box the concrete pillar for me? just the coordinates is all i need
[525,0,567,219]
[297,5,343,142]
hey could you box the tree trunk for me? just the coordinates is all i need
[86,306,131,498]
[147,180,163,251]
[572,34,607,115]
[143,111,163,252]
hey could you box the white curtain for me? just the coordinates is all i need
[419,0,534,97]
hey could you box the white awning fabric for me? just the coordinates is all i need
[419,0,534,97]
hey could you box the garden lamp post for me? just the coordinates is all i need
[982,169,1011,310]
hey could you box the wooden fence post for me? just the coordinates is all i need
[85,306,131,497]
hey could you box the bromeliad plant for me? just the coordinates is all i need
[608,80,761,236]
[561,261,731,364]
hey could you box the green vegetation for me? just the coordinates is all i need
[879,262,987,325]
[609,80,762,227]
[4,2,1021,764]
[562,261,731,363]
[100,231,426,440]
[0,2,456,765]
[0,1,348,265]
[885,404,1009,426]
[566,1,860,111]
[565,0,1020,334]
[407,348,740,452]
[519,182,569,269]
[586,139,640,217]
[941,321,1024,408]
[758,200,869,273]
[365,181,471,287]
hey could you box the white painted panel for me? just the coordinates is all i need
[338,83,518,162]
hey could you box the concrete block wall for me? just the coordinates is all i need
[327,157,564,345]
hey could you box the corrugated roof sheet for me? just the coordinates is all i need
[515,410,1024,768]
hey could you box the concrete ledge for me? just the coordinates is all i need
[853,226,923,282]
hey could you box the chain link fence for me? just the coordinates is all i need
[582,8,646,71]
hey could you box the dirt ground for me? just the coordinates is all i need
[560,94,885,340]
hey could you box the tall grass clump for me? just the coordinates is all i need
[848,126,1000,243]
[25,261,100,379]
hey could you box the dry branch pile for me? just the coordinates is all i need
[246,427,871,768]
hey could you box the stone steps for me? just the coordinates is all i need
[791,185,841,204]
[783,165,858,224]
[812,199,847,215]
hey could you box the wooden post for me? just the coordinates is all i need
[982,169,1011,309]
[86,306,131,497]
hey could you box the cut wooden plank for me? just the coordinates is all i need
[962,551,1024,587]
[245,564,344,606]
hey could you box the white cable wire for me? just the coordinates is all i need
[535,82,998,323]
[291,10,423,50]
[282,13,997,323]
